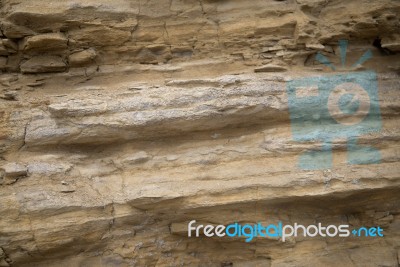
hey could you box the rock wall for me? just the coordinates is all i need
[0,0,400,266]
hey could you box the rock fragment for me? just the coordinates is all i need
[306,43,325,50]
[20,56,67,73]
[1,90,17,101]
[21,33,68,53]
[0,162,28,185]
[0,57,6,70]
[68,48,97,67]
[381,35,400,52]
[0,21,35,38]
[254,64,287,72]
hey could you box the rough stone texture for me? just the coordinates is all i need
[20,56,67,74]
[21,33,68,54]
[0,162,27,185]
[68,49,97,67]
[0,57,6,70]
[0,0,400,267]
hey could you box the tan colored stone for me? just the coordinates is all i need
[0,42,8,56]
[20,56,67,73]
[254,64,287,72]
[68,25,131,46]
[0,57,6,70]
[306,43,325,50]
[382,35,400,52]
[68,49,97,67]
[1,162,27,178]
[0,0,399,266]
[0,21,35,38]
[21,33,68,53]
[0,162,27,185]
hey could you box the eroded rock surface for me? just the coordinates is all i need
[0,0,400,266]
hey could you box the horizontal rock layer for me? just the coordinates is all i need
[0,0,399,73]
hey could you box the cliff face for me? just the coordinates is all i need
[0,0,400,266]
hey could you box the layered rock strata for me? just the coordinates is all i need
[0,0,400,266]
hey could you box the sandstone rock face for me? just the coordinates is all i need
[68,49,97,67]
[19,56,67,74]
[21,33,68,54]
[0,0,400,267]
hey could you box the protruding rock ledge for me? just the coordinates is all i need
[20,56,67,74]
[254,64,288,73]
